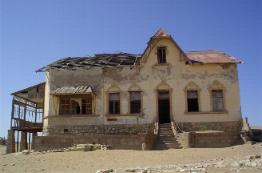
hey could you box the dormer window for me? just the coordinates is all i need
[157,47,167,64]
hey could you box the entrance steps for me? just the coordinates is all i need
[154,123,182,150]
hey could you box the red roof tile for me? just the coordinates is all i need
[185,50,242,64]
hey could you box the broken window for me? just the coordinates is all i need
[212,90,224,112]
[109,93,120,114]
[130,91,141,114]
[187,90,199,112]
[157,47,166,64]
[59,95,93,115]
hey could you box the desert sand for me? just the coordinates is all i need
[0,143,262,173]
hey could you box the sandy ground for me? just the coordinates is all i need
[0,143,262,173]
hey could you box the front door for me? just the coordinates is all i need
[158,91,170,124]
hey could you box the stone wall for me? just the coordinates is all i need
[46,124,153,136]
[33,124,156,151]
[178,121,242,134]
[190,131,242,148]
[174,121,243,148]
[33,134,149,151]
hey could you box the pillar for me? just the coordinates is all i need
[6,130,16,153]
[20,131,28,151]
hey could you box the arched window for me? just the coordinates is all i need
[107,85,121,114]
[129,91,141,114]
[209,81,225,112]
[185,82,201,112]
[109,93,120,114]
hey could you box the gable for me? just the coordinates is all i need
[140,29,190,66]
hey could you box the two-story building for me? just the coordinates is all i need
[8,29,245,151]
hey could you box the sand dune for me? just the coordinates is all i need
[0,143,262,173]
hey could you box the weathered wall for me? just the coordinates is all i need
[33,135,147,151]
[190,131,242,148]
[43,37,242,135]
[33,124,156,151]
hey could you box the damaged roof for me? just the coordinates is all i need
[36,50,241,72]
[36,52,141,72]
[36,29,242,72]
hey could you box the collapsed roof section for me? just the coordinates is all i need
[36,29,242,72]
[12,82,45,108]
[36,53,142,72]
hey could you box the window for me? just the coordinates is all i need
[212,90,224,112]
[82,95,92,114]
[187,90,199,112]
[60,97,70,114]
[59,95,93,115]
[130,91,141,114]
[109,93,120,114]
[157,47,166,64]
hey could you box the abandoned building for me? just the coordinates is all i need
[7,28,246,152]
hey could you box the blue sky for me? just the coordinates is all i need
[0,0,261,137]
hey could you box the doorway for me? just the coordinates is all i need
[158,91,170,124]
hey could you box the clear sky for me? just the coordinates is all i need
[0,0,261,137]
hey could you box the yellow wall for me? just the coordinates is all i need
[43,37,242,132]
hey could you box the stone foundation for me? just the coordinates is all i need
[178,121,242,134]
[34,124,156,151]
[175,121,243,148]
[34,122,243,150]
[190,131,242,148]
[46,124,153,136]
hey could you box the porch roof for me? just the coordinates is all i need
[51,85,93,95]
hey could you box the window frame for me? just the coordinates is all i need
[211,89,225,112]
[58,94,93,115]
[108,92,121,115]
[186,90,200,112]
[129,91,142,114]
[157,46,167,64]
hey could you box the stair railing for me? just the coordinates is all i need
[153,119,159,135]
[171,117,183,135]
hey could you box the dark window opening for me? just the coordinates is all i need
[71,100,81,114]
[212,90,224,112]
[109,93,120,114]
[130,91,141,114]
[157,47,167,64]
[187,90,199,112]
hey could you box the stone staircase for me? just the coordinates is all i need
[154,123,181,150]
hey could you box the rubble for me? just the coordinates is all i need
[43,144,111,153]
[96,169,114,173]
[98,154,262,173]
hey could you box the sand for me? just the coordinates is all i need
[0,143,262,173]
